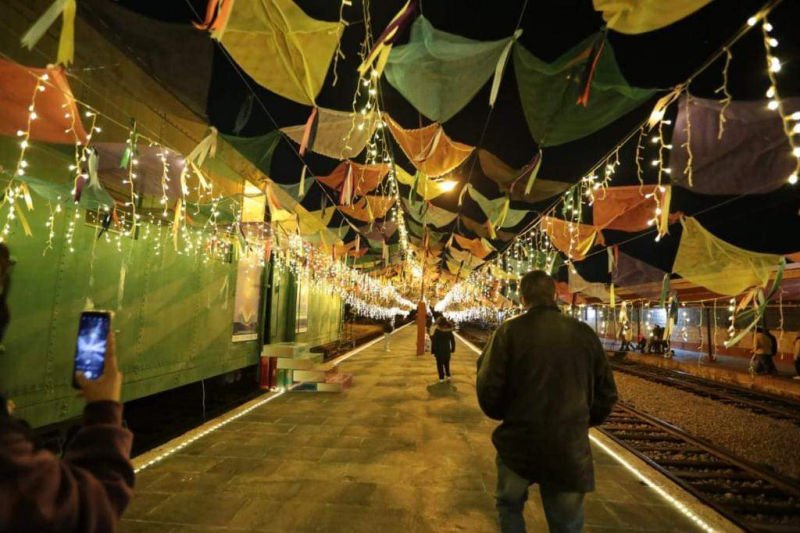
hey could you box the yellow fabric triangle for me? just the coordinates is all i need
[673,217,781,296]
[212,0,344,105]
[593,0,712,34]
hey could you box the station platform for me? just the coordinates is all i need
[121,326,723,533]
[603,339,800,400]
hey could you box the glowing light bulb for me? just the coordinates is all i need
[788,173,798,185]
[747,16,758,26]
[769,56,782,73]
[764,22,773,32]
[767,86,776,98]
[793,147,800,158]
[768,37,779,47]
[768,100,779,111]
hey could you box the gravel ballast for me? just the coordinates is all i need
[613,373,800,481]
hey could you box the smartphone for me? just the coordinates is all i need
[72,311,112,389]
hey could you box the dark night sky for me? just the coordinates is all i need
[109,0,800,280]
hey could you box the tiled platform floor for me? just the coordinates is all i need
[121,326,704,532]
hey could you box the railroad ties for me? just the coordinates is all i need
[601,404,800,531]
[610,361,800,427]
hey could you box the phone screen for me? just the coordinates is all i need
[73,312,111,386]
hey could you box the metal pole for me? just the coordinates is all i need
[705,306,714,362]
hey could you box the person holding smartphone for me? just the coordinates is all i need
[0,326,135,532]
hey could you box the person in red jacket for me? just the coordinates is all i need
[0,332,134,532]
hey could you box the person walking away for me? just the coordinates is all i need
[477,270,618,533]
[0,331,134,531]
[0,243,14,352]
[754,327,777,375]
[383,318,394,352]
[430,317,456,383]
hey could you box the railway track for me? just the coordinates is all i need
[610,361,800,427]
[600,404,800,532]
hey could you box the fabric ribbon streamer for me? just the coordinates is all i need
[20,0,76,66]
[186,127,218,168]
[299,107,319,156]
[233,94,254,135]
[358,0,417,78]
[593,0,713,35]
[172,198,182,250]
[576,32,606,107]
[86,147,100,189]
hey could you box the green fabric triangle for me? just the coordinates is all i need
[513,34,655,147]
[220,131,281,177]
[385,17,516,122]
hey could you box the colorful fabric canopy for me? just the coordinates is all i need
[673,217,782,296]
[338,195,395,222]
[513,34,655,147]
[477,150,568,203]
[200,0,344,105]
[280,108,378,159]
[317,161,389,199]
[385,114,474,177]
[402,197,458,228]
[593,0,712,34]
[0,60,87,144]
[541,216,604,261]
[385,16,519,122]
[669,96,800,195]
[592,185,671,232]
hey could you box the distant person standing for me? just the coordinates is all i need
[430,317,455,383]
[0,243,13,352]
[754,327,777,375]
[382,317,394,352]
[477,271,618,533]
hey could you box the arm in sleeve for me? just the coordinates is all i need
[449,332,456,353]
[476,326,510,420]
[1,402,134,532]
[588,333,618,427]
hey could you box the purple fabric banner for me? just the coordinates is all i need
[612,251,664,289]
[669,95,799,195]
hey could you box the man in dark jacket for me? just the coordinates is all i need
[0,332,135,532]
[477,271,618,533]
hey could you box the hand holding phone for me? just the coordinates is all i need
[72,312,122,403]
